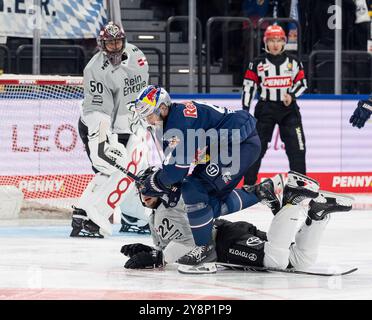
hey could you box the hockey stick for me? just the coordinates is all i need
[216,262,358,276]
[178,262,358,276]
[97,121,179,207]
[146,125,164,163]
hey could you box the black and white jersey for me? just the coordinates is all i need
[242,53,307,110]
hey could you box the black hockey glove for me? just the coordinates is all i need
[350,99,372,129]
[120,243,153,258]
[141,170,180,208]
[162,184,181,208]
[124,249,164,269]
[140,170,167,197]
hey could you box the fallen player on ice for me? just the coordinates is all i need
[120,170,354,275]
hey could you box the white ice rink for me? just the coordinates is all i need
[0,203,372,300]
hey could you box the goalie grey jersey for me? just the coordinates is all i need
[81,42,149,134]
[149,197,195,263]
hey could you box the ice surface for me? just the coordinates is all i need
[0,204,372,300]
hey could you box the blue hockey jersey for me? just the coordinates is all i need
[157,101,257,186]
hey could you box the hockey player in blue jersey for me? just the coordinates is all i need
[350,96,372,128]
[133,85,262,265]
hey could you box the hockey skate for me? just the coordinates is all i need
[70,207,104,238]
[282,171,320,206]
[177,243,217,266]
[244,173,284,215]
[306,191,354,225]
[119,213,150,234]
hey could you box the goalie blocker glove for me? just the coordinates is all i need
[124,249,164,269]
[121,243,153,258]
[350,98,372,129]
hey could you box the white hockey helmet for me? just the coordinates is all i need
[135,85,172,119]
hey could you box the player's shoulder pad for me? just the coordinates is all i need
[170,102,199,125]
[246,55,265,70]
[125,42,146,58]
[83,51,107,79]
[285,52,301,62]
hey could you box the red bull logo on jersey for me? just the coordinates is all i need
[263,76,292,88]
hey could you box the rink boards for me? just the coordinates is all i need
[0,96,371,204]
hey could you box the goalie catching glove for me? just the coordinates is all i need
[124,248,164,269]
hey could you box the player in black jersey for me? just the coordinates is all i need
[242,25,307,186]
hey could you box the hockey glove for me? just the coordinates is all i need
[349,99,372,129]
[104,133,129,169]
[161,184,181,208]
[140,171,181,207]
[121,243,153,258]
[124,249,164,269]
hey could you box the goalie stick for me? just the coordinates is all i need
[97,121,179,207]
[178,262,358,276]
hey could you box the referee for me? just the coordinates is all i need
[242,25,307,186]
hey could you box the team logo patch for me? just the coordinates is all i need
[193,147,209,165]
[137,58,147,66]
[206,163,219,177]
[222,171,232,184]
[246,236,264,246]
[263,76,292,88]
[183,102,198,118]
[248,253,257,261]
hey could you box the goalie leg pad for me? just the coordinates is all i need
[76,130,150,236]
[117,131,151,222]
[75,171,130,236]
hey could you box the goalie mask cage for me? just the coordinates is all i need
[0,75,94,218]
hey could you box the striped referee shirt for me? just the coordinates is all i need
[242,53,307,110]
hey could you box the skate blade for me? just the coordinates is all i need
[319,190,355,203]
[287,171,320,192]
[314,191,354,211]
[178,262,217,274]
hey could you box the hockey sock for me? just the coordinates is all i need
[186,204,214,246]
[221,189,259,216]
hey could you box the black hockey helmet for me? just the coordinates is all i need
[97,21,126,66]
